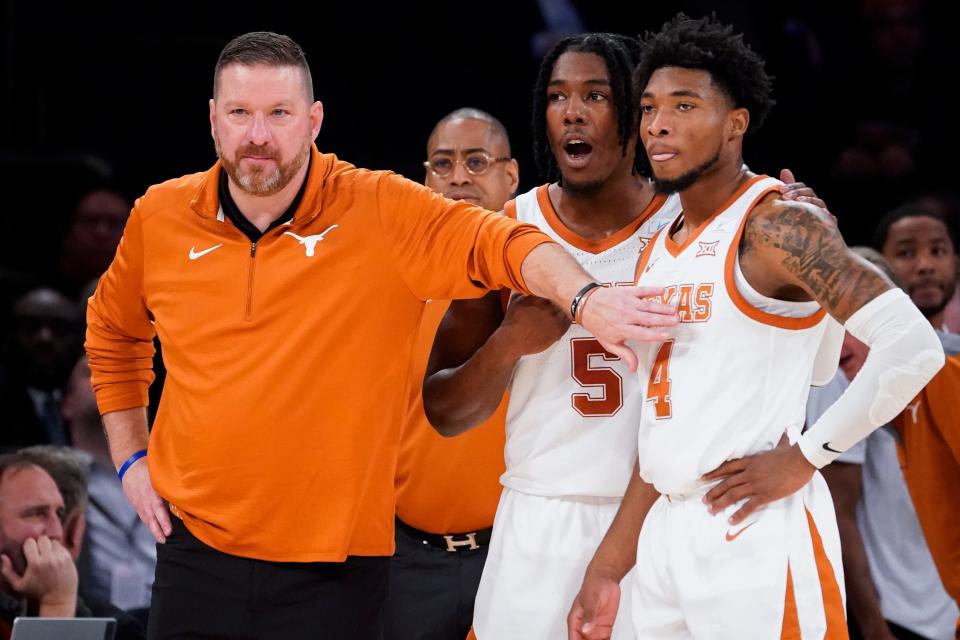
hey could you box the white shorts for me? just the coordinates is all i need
[473,487,635,640]
[631,472,848,639]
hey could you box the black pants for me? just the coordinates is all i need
[148,517,388,640]
[382,523,488,640]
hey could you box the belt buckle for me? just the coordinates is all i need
[443,532,479,552]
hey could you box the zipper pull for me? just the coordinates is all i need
[250,241,257,257]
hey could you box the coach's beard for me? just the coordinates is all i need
[216,139,310,197]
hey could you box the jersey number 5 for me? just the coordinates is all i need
[570,338,623,417]
[646,340,674,419]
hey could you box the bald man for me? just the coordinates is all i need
[384,108,518,640]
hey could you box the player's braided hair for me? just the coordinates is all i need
[531,33,648,183]
[633,14,775,135]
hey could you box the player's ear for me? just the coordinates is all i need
[728,108,749,140]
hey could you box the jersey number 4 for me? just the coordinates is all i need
[570,338,623,417]
[646,340,674,419]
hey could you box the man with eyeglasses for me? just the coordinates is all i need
[384,108,518,640]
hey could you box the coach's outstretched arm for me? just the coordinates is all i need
[702,198,945,523]
[519,242,677,371]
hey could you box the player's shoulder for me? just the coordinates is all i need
[749,192,833,229]
[742,194,838,257]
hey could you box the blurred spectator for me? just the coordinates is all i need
[0,453,80,636]
[911,192,960,333]
[57,189,130,298]
[0,449,145,639]
[0,287,82,450]
[61,357,155,611]
[809,248,958,640]
[874,201,957,332]
[17,447,88,562]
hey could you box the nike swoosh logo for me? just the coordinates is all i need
[822,442,843,454]
[725,521,756,542]
[189,244,224,260]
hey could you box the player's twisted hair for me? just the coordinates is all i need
[634,14,775,135]
[531,33,649,183]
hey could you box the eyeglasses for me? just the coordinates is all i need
[423,152,512,178]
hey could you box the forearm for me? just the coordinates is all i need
[840,519,890,636]
[586,464,659,582]
[799,289,944,467]
[102,407,150,470]
[424,329,520,436]
[520,243,592,316]
[822,466,889,635]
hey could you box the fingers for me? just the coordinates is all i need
[22,537,40,564]
[154,498,173,538]
[123,463,170,543]
[600,341,638,372]
[633,300,680,323]
[706,482,753,514]
[132,488,167,543]
[729,498,760,525]
[703,470,746,503]
[797,195,827,209]
[781,184,811,198]
[582,620,615,640]
[780,168,796,184]
[700,458,746,482]
[567,604,585,640]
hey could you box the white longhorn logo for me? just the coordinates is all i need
[907,401,921,424]
[284,225,339,257]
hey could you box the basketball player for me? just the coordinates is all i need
[568,15,944,640]
[423,33,826,640]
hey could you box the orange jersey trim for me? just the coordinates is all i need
[536,184,668,254]
[805,507,848,639]
[723,189,827,330]
[664,175,768,257]
[633,226,667,283]
[781,563,801,639]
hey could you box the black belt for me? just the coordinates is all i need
[395,518,492,552]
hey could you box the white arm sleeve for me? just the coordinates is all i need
[797,288,945,468]
[811,317,844,386]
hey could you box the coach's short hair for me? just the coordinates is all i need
[214,31,313,101]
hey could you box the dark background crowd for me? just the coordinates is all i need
[0,0,957,638]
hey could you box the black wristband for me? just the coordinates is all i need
[570,282,602,323]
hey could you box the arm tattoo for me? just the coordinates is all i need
[742,203,891,321]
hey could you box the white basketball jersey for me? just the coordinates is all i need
[502,184,681,497]
[634,175,830,496]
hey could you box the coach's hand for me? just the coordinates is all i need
[568,568,621,640]
[122,460,172,543]
[579,286,678,372]
[701,436,816,525]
